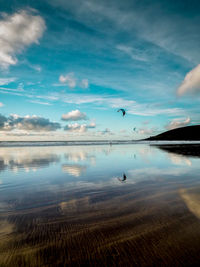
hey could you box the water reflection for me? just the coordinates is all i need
[180,187,200,219]
[168,152,192,166]
[0,146,111,174]
[117,173,127,183]
[1,144,200,266]
[62,164,87,177]
[0,144,200,187]
[156,144,200,157]
[0,147,60,173]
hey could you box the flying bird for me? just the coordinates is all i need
[117,109,126,116]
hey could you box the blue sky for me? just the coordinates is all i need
[0,0,200,140]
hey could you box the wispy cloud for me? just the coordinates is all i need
[165,117,191,130]
[116,45,148,62]
[80,79,89,89]
[0,84,185,118]
[0,9,46,69]
[60,93,184,116]
[28,100,52,105]
[29,63,42,72]
[0,77,16,85]
[37,92,185,117]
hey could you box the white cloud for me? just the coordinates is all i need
[0,102,4,107]
[177,65,200,96]
[58,73,89,89]
[80,79,89,88]
[0,83,185,118]
[28,100,52,105]
[165,117,191,130]
[48,0,200,65]
[116,45,148,62]
[62,109,87,121]
[0,10,46,69]
[64,122,96,132]
[59,72,76,88]
[0,114,61,131]
[0,77,16,85]
[60,94,184,116]
[30,64,42,72]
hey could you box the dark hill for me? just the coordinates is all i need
[146,125,200,141]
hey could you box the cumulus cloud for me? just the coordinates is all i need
[0,10,46,69]
[62,109,87,121]
[0,114,7,127]
[0,114,61,131]
[177,65,200,96]
[58,73,89,89]
[64,122,96,132]
[165,117,191,130]
[59,73,76,88]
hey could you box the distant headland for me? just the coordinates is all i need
[145,125,200,141]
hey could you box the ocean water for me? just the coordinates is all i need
[1,144,200,266]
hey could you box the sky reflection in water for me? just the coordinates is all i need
[1,144,200,201]
[2,144,200,266]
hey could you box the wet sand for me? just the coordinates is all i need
[1,144,200,266]
[1,180,200,267]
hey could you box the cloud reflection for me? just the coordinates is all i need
[62,164,87,177]
[59,196,90,213]
[65,151,96,165]
[168,153,192,166]
[0,147,61,173]
[180,188,200,219]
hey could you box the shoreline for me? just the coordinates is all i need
[1,140,200,147]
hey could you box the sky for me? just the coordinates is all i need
[0,0,200,140]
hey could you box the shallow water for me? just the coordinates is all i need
[1,144,200,266]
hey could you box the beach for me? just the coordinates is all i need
[1,144,200,266]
